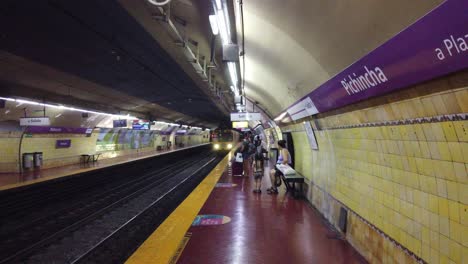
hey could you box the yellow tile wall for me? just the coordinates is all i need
[0,132,21,173]
[288,120,468,264]
[21,133,98,169]
[0,131,211,173]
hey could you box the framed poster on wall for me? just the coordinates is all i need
[304,121,318,150]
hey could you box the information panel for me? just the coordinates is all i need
[304,121,318,150]
[230,112,261,121]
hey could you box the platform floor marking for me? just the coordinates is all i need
[125,152,231,264]
[169,233,191,264]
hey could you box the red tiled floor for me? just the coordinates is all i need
[0,145,200,189]
[177,161,367,264]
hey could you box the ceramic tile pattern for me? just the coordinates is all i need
[276,87,468,264]
[0,132,209,173]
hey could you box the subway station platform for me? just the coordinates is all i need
[127,152,366,264]
[0,144,209,191]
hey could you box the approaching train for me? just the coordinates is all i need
[210,128,241,151]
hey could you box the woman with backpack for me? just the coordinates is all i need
[240,136,252,176]
[252,138,267,193]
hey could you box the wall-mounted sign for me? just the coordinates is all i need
[287,97,319,121]
[56,139,71,148]
[25,126,91,134]
[303,122,318,150]
[285,0,468,117]
[20,117,50,126]
[132,120,150,130]
[230,112,261,121]
[113,119,127,128]
[232,121,249,128]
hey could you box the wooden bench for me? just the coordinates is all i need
[275,164,305,198]
[81,153,101,164]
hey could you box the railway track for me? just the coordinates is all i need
[0,147,224,263]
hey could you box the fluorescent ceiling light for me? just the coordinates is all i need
[216,11,229,44]
[0,96,135,120]
[209,15,219,35]
[215,0,222,9]
[274,112,288,121]
[228,62,238,87]
[0,97,210,129]
[222,4,231,40]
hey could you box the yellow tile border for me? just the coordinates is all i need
[0,144,211,191]
[125,151,232,264]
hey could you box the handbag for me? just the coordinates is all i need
[235,152,243,163]
[276,164,296,176]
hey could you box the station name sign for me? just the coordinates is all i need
[56,139,71,148]
[25,126,93,134]
[285,0,468,118]
[20,117,50,126]
[230,112,262,121]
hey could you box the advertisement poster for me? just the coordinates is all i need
[113,119,127,128]
[96,128,156,152]
[132,120,150,130]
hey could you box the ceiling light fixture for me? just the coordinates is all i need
[209,15,219,35]
[0,96,136,120]
[215,0,222,9]
[211,0,240,95]
[228,62,238,90]
[274,112,288,121]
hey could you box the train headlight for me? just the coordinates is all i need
[227,144,233,149]
[214,144,220,150]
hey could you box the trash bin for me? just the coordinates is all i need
[22,153,34,169]
[33,152,43,168]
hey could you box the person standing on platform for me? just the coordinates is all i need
[267,140,292,194]
[240,136,251,176]
[252,138,267,193]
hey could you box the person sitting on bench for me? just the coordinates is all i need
[267,140,292,194]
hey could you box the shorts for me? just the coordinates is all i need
[254,171,263,179]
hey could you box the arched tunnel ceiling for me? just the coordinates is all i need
[0,0,229,127]
[241,0,444,116]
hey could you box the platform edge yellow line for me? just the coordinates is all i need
[125,151,232,264]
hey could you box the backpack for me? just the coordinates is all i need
[254,145,264,160]
[248,142,256,154]
[241,140,248,153]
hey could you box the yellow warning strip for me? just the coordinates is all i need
[169,233,192,264]
[125,151,232,264]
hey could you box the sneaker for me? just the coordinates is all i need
[267,188,278,194]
